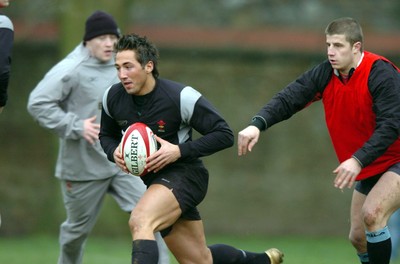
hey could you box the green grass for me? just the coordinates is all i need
[0,234,399,263]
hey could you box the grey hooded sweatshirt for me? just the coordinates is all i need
[27,43,121,181]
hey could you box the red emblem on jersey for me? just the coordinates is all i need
[157,120,166,133]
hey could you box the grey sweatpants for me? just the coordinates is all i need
[57,172,169,264]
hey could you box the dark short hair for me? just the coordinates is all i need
[325,17,364,51]
[114,34,159,78]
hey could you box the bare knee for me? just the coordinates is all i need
[349,230,366,252]
[349,206,386,252]
[349,217,368,253]
[363,207,385,230]
[129,210,151,235]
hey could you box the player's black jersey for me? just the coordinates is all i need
[99,78,234,163]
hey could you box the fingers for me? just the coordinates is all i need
[114,146,129,173]
[83,134,95,145]
[333,168,356,190]
[247,139,256,153]
[237,140,249,156]
[333,158,361,190]
[88,115,97,121]
[83,127,100,145]
[238,131,253,156]
[83,115,100,144]
[154,134,165,145]
[145,137,180,173]
[237,126,259,156]
[146,154,167,173]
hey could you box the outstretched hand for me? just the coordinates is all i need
[333,157,361,190]
[237,125,260,156]
[145,135,181,173]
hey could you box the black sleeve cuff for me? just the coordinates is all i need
[250,115,267,131]
[352,153,365,168]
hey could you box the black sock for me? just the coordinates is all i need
[366,226,391,264]
[209,244,268,264]
[367,239,391,264]
[131,239,159,264]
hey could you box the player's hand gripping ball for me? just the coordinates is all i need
[120,122,158,176]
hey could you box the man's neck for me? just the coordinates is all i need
[140,76,157,96]
[337,52,364,76]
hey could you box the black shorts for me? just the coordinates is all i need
[355,162,400,195]
[142,161,209,236]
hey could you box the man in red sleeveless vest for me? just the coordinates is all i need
[238,17,400,264]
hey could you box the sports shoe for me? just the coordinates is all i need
[265,248,284,264]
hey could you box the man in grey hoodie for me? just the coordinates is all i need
[27,11,169,264]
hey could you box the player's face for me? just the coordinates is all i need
[85,34,118,63]
[115,50,155,95]
[326,34,360,75]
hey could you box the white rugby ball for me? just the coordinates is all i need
[120,122,158,176]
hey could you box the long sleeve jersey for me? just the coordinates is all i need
[100,78,234,164]
[251,51,400,180]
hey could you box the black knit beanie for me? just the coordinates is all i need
[83,11,120,41]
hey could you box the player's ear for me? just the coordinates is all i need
[145,61,154,74]
[353,41,362,53]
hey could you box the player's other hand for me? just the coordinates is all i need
[113,144,129,173]
[333,157,361,190]
[83,115,100,145]
[146,135,181,173]
[237,125,260,156]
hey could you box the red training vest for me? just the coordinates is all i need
[323,51,400,180]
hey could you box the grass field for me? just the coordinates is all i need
[0,234,377,264]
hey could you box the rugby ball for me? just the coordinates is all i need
[120,122,158,176]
